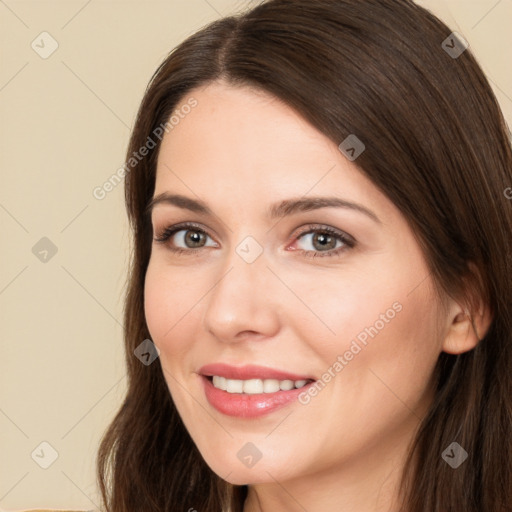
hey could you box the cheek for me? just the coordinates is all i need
[143,262,167,342]
[291,259,441,400]
[323,279,440,422]
[276,264,406,359]
[288,279,441,466]
[143,259,199,355]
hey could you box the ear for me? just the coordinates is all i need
[441,263,493,355]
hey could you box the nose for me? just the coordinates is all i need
[202,245,281,343]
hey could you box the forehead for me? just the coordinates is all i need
[157,82,330,172]
[152,81,401,231]
[156,83,364,193]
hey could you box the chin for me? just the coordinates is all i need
[220,469,274,486]
[203,454,295,485]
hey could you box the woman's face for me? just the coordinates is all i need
[144,80,446,487]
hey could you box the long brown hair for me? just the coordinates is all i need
[96,1,512,510]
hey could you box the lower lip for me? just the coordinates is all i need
[201,375,315,418]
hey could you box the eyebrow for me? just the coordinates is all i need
[146,192,381,224]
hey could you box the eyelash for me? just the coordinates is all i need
[153,222,356,259]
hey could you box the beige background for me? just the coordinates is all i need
[0,0,510,509]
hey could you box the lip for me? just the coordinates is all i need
[197,363,317,418]
[200,374,316,418]
[198,363,315,381]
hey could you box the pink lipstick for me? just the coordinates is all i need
[198,363,316,418]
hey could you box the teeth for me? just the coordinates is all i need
[244,379,264,394]
[226,379,243,393]
[280,379,295,391]
[213,376,227,391]
[263,379,280,393]
[211,376,310,394]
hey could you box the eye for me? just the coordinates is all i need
[153,222,217,255]
[153,222,356,259]
[291,225,356,258]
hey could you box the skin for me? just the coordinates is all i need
[144,80,491,512]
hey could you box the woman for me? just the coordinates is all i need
[96,0,512,510]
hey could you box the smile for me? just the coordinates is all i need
[210,376,311,394]
[198,363,317,418]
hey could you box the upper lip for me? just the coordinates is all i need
[199,363,315,382]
